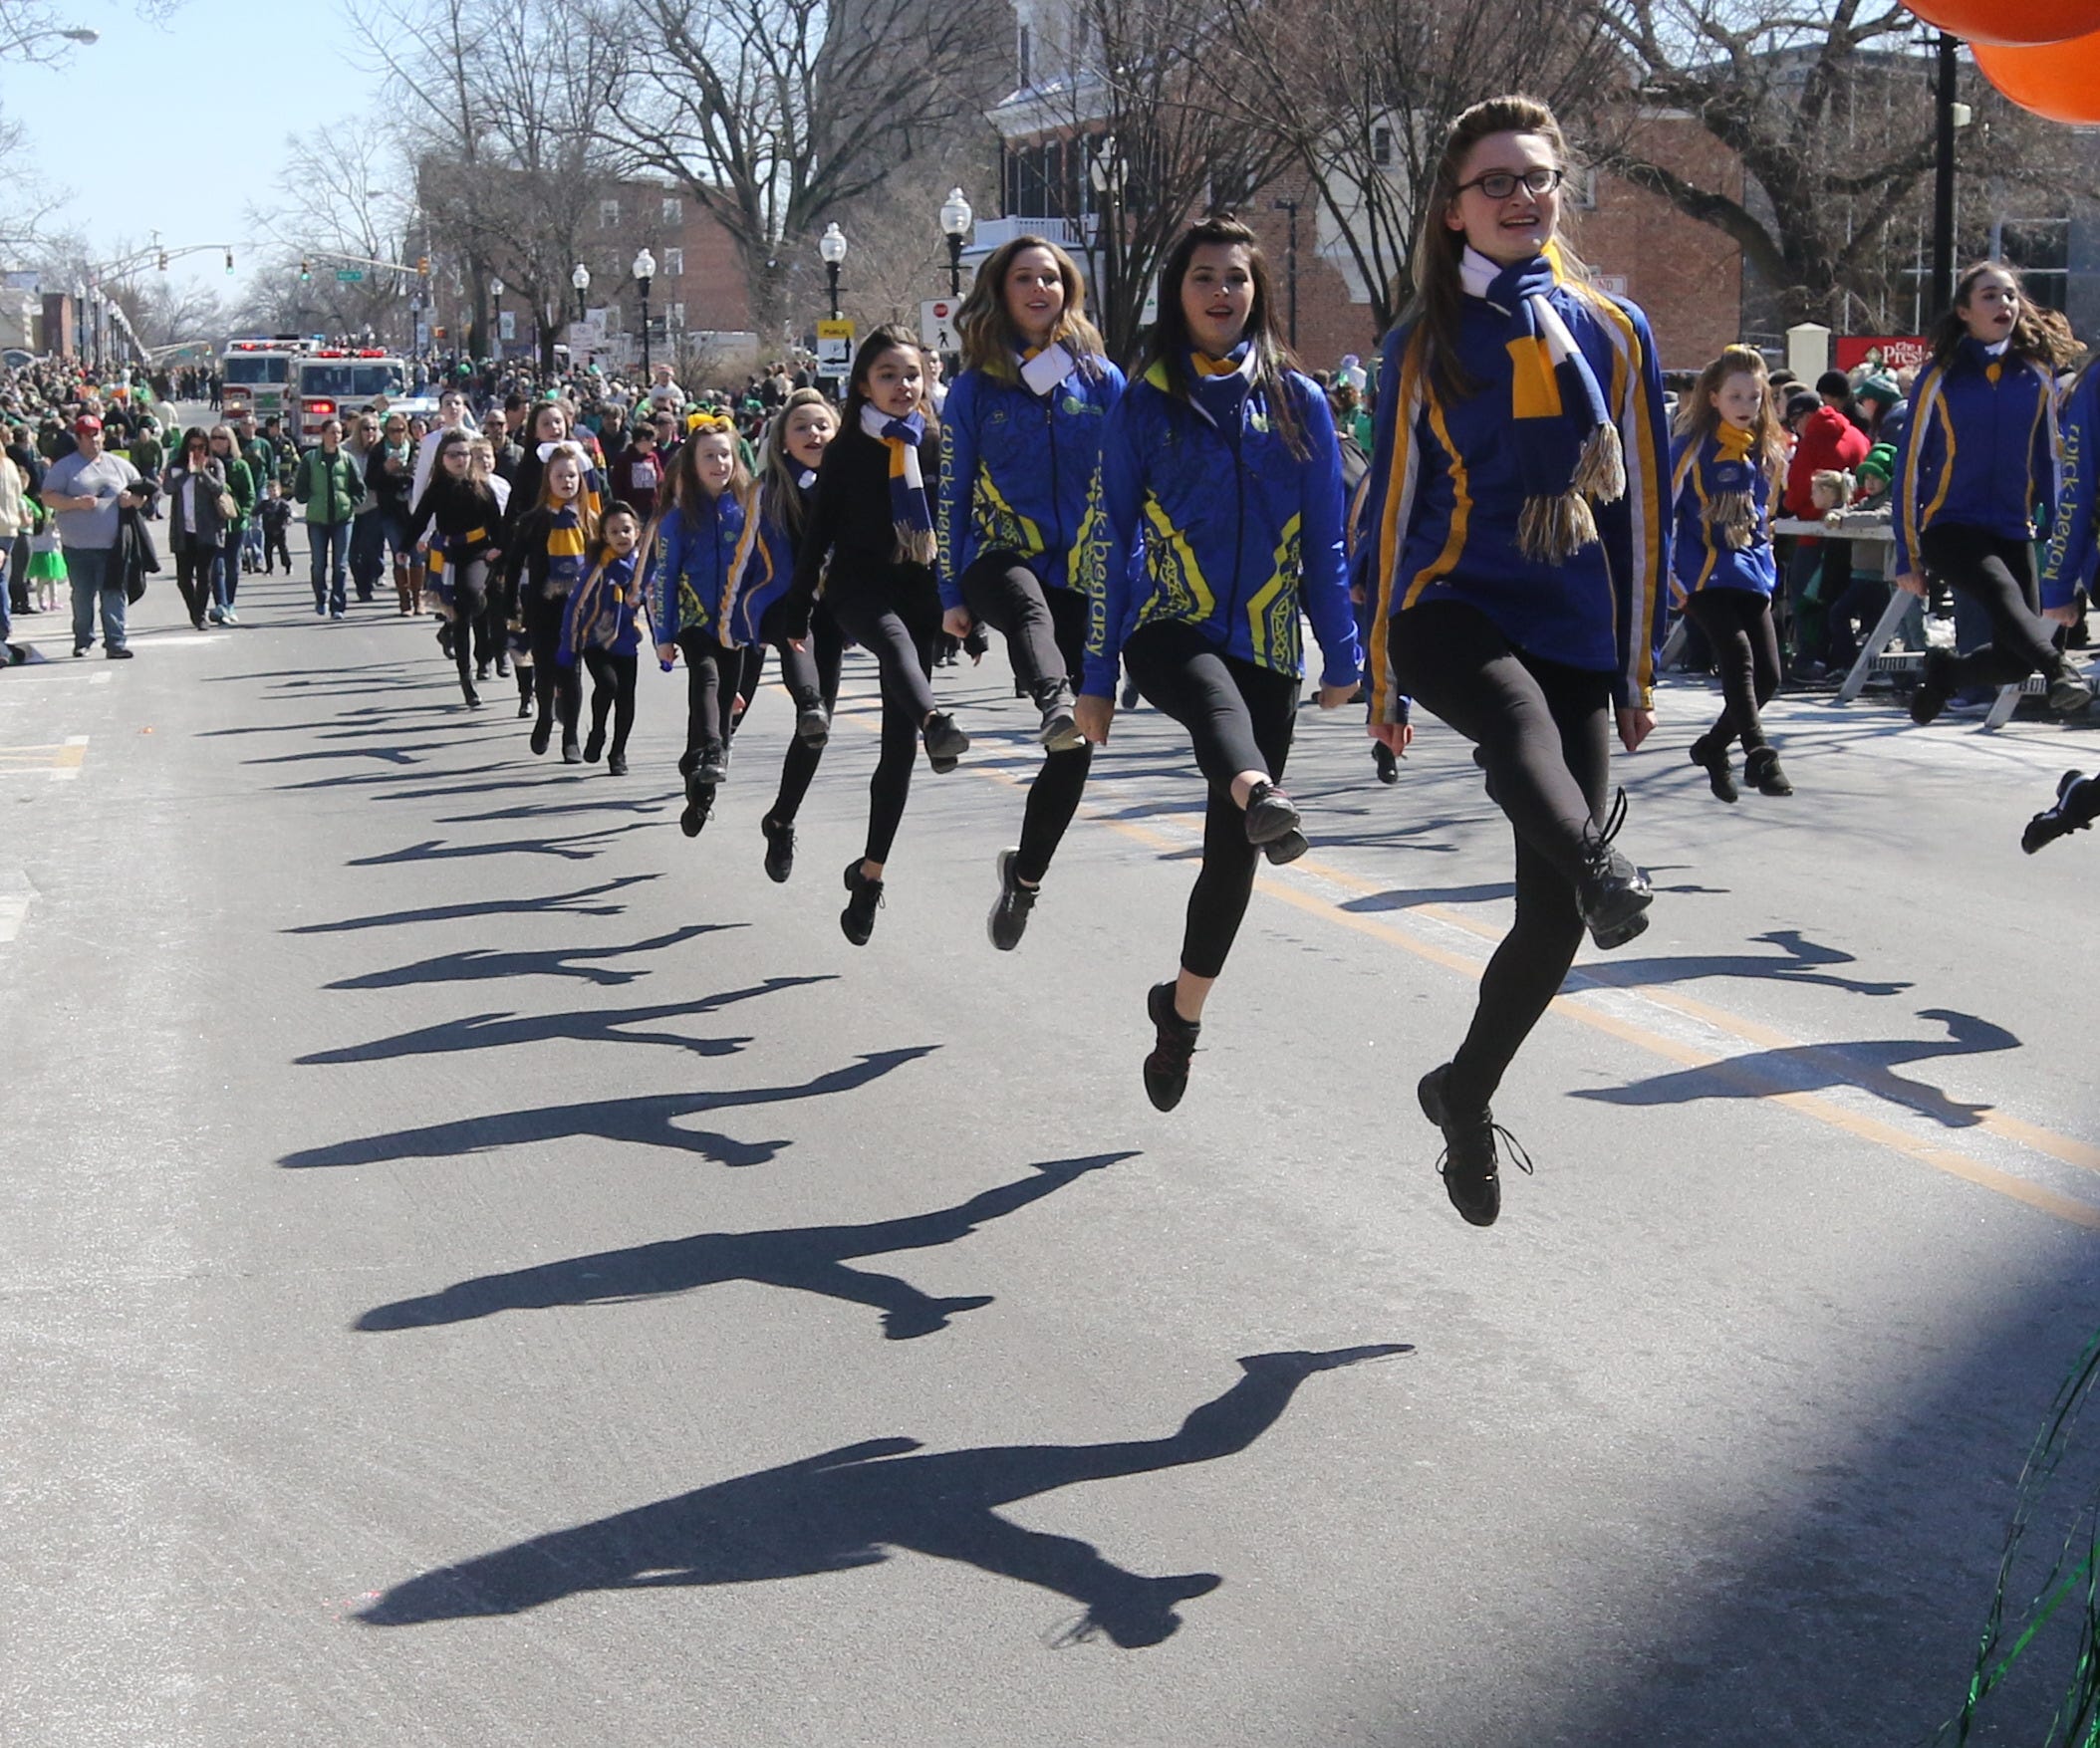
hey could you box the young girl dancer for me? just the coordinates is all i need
[1672,345,1791,801]
[787,326,969,944]
[559,500,652,776]
[718,388,842,882]
[1076,215,1361,1111]
[1362,97,1670,1226]
[649,416,749,838]
[503,442,596,759]
[939,236,1126,949]
[1897,261,2090,725]
[407,429,504,709]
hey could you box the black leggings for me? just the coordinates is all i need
[582,649,637,760]
[1921,524,2063,688]
[1391,599,1612,1115]
[448,560,491,691]
[1122,620,1297,981]
[1682,588,1779,754]
[675,626,736,769]
[523,591,581,734]
[960,551,1072,691]
[828,578,940,866]
[764,600,845,827]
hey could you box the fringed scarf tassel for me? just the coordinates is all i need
[1704,490,1757,551]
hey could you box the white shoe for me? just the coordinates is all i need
[221,611,239,626]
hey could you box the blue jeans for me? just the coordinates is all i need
[0,547,10,645]
[214,527,243,612]
[311,520,351,614]
[68,547,125,651]
[349,514,386,598]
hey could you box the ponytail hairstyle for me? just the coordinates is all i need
[667,412,752,521]
[1675,345,1788,487]
[1929,260,2081,373]
[1140,213,1308,458]
[750,386,837,545]
[955,235,1107,384]
[842,323,939,435]
[1408,94,1597,403]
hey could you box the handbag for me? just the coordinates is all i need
[215,491,237,522]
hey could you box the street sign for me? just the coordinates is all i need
[816,317,855,376]
[335,268,365,284]
[920,298,958,354]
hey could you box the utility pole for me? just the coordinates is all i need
[1931,31,1959,319]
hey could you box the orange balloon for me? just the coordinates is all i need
[1975,28,2100,121]
[1911,0,2100,44]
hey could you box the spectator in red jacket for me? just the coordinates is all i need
[1782,372,1872,674]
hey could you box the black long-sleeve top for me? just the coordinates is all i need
[787,420,941,613]
[406,473,503,557]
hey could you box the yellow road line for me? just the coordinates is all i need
[824,692,2100,1229]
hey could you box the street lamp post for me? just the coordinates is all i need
[632,248,656,375]
[819,223,847,321]
[489,277,504,359]
[939,187,972,299]
[571,261,590,327]
[1272,196,1300,350]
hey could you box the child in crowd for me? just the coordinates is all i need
[26,499,63,611]
[259,483,294,575]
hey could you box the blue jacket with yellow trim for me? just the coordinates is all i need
[1668,430,1778,602]
[2043,364,2100,610]
[1361,284,1670,716]
[936,359,1126,609]
[648,485,743,644]
[717,475,816,648]
[1891,336,2058,579]
[1079,363,1359,699]
[558,550,650,663]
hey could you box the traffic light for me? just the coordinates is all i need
[416,255,430,278]
[224,250,234,274]
[299,259,311,282]
[156,251,168,272]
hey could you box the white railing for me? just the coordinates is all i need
[968,214,1095,255]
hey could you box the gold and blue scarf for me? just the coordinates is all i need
[859,403,935,566]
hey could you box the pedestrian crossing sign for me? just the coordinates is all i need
[920,300,956,354]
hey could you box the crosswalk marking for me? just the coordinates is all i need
[0,734,89,780]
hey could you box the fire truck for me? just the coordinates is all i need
[219,339,313,424]
[291,350,410,444]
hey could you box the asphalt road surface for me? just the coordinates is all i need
[4,516,2098,1746]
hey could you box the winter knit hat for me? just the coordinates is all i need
[1856,375,1901,407]
[1855,442,1896,490]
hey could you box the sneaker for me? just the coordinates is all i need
[1690,734,1737,804]
[495,657,511,678]
[794,703,831,748]
[693,747,727,787]
[315,602,327,618]
[1743,746,1793,798]
[461,682,481,708]
[841,859,885,945]
[561,736,582,764]
[1034,680,1084,753]
[529,718,552,756]
[331,610,346,622]
[761,814,796,883]
[221,611,239,626]
[72,644,87,657]
[1419,1064,1532,1229]
[2023,770,2095,855]
[986,848,1038,951]
[921,710,968,773]
[2047,660,2095,718]
[583,726,606,764]
[678,790,711,838]
[1142,981,1199,1113]
[106,646,133,660]
[1910,647,1955,725]
[206,605,224,624]
[475,660,490,681]
[1372,742,1399,785]
[1242,780,1302,851]
[1576,789,1652,950]
[517,693,533,720]
[1261,828,1310,867]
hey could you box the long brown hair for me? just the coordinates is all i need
[749,387,836,545]
[1140,214,1308,458]
[1675,346,1788,488]
[531,439,600,541]
[956,236,1107,384]
[1928,260,2080,373]
[666,417,751,522]
[843,323,939,436]
[1407,95,1599,402]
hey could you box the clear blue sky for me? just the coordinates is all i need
[1,0,385,294]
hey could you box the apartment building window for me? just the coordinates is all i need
[662,247,683,279]
[600,197,621,229]
[1371,125,1393,168]
[661,195,682,225]
[1018,23,1031,87]
[603,303,621,334]
[669,302,686,329]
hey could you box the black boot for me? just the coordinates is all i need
[2046,657,2095,718]
[2023,770,2097,855]
[1419,1064,1532,1228]
[1575,789,1652,950]
[841,860,885,945]
[1242,780,1307,866]
[1910,646,1955,725]
[1743,746,1792,797]
[761,814,796,883]
[1689,734,1737,803]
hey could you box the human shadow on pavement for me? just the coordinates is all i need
[284,874,662,934]
[346,822,656,865]
[1572,1007,2018,1128]
[433,798,671,825]
[358,1345,1408,1642]
[1343,879,1517,911]
[324,925,738,990]
[357,1151,1135,1339]
[280,1046,937,1170]
[1573,929,1915,999]
[299,977,831,1064]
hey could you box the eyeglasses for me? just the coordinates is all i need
[1455,165,1565,202]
